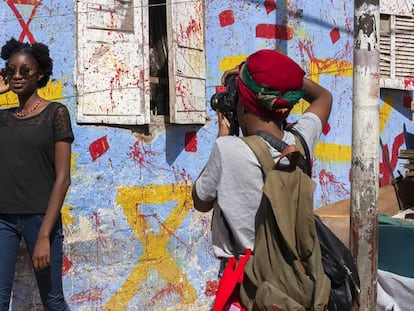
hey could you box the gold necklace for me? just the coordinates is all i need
[15,99,42,118]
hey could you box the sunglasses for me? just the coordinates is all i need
[4,66,37,80]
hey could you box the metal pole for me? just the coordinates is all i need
[351,1,380,310]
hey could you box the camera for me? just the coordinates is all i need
[210,74,239,136]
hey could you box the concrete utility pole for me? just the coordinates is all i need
[351,1,380,310]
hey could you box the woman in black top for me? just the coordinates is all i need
[0,38,73,311]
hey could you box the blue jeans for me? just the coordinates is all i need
[0,214,69,311]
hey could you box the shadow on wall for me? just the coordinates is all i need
[381,88,413,120]
[404,123,414,149]
[165,125,203,165]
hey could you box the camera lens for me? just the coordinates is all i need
[210,92,226,111]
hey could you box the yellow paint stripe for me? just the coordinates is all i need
[219,55,248,72]
[314,142,352,162]
[380,96,394,134]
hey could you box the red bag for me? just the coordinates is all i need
[213,249,252,311]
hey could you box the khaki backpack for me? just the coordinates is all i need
[240,134,331,311]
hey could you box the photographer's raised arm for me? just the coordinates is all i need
[302,78,332,129]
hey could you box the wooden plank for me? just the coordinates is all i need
[314,184,400,217]
[403,163,414,169]
[399,149,414,159]
[315,184,402,247]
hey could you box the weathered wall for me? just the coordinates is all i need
[0,0,412,310]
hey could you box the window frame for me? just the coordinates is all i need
[379,2,414,90]
[75,0,206,125]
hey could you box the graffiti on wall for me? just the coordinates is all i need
[1,0,413,310]
[6,0,40,44]
[212,0,412,206]
[105,183,196,309]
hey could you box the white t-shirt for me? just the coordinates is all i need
[195,112,322,258]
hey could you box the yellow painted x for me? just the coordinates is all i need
[105,183,196,310]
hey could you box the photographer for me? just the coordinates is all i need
[192,49,332,286]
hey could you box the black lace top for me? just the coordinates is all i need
[0,102,74,214]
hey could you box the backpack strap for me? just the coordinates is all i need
[250,128,312,176]
[243,134,303,175]
[241,135,276,175]
[286,126,312,177]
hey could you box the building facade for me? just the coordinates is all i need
[0,0,413,309]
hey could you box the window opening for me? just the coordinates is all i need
[149,0,170,116]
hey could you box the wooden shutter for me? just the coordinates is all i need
[167,0,206,124]
[393,16,414,80]
[76,0,150,124]
[380,8,414,90]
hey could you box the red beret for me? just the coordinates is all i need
[237,49,305,120]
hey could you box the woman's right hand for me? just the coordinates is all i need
[0,69,10,94]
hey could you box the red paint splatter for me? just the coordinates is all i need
[128,139,160,175]
[264,0,277,14]
[109,67,126,107]
[185,131,197,152]
[172,165,191,185]
[174,79,204,122]
[89,136,109,161]
[178,18,202,43]
[404,95,412,108]
[319,169,350,205]
[256,24,294,40]
[6,0,41,43]
[91,211,108,264]
[330,28,340,44]
[298,39,317,69]
[186,19,201,38]
[205,280,218,296]
[150,283,184,306]
[62,254,73,276]
[219,10,234,27]
[91,212,100,229]
[379,132,405,187]
[404,79,414,89]
[176,79,190,110]
[69,287,103,304]
[322,123,331,135]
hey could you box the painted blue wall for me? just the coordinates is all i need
[1,0,412,310]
